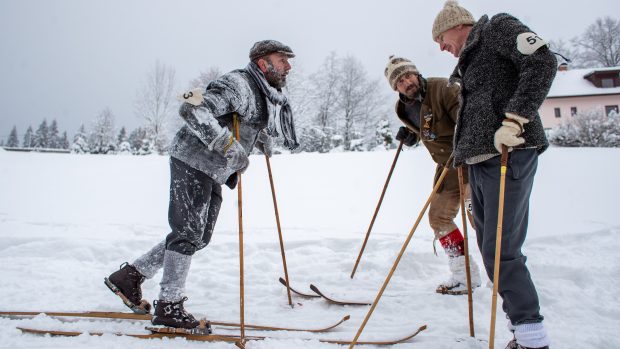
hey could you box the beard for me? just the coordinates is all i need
[264,64,287,89]
[403,84,419,99]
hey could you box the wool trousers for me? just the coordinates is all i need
[468,149,544,325]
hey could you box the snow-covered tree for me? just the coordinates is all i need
[134,60,176,154]
[22,126,33,148]
[128,127,152,155]
[6,126,19,147]
[89,107,117,154]
[310,52,342,131]
[337,55,384,150]
[59,131,70,149]
[48,119,60,149]
[117,127,127,146]
[71,124,90,154]
[549,107,620,147]
[188,67,222,90]
[32,119,49,148]
[571,16,620,68]
[375,119,394,150]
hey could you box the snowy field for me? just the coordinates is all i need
[0,146,618,349]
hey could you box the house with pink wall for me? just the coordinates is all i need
[539,65,620,129]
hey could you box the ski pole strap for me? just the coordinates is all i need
[233,113,240,140]
[223,113,240,152]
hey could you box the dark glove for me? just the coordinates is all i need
[396,126,418,146]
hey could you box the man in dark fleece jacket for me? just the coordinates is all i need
[432,1,556,348]
[105,40,298,330]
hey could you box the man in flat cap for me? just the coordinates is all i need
[105,39,298,330]
[385,55,481,296]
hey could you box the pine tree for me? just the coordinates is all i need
[375,119,394,150]
[88,107,116,154]
[32,119,49,148]
[117,126,131,154]
[71,124,90,154]
[48,119,60,149]
[128,127,152,155]
[60,131,70,149]
[7,126,19,147]
[22,126,34,148]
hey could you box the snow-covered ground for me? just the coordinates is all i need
[0,146,618,349]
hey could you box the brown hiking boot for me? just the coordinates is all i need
[104,262,151,314]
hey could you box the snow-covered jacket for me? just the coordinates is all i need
[168,69,270,188]
[449,14,557,166]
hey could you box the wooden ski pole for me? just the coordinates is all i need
[350,140,404,279]
[489,146,509,349]
[458,167,475,338]
[349,156,453,349]
[265,154,293,307]
[233,114,246,348]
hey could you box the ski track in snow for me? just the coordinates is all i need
[1,148,619,348]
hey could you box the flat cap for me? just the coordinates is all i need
[249,40,295,61]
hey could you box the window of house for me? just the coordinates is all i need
[554,108,561,118]
[605,105,619,116]
[601,78,614,88]
[571,107,577,116]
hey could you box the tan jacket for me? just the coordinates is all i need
[395,77,467,192]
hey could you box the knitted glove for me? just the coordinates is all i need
[395,126,418,146]
[255,130,273,157]
[493,113,529,153]
[211,130,249,174]
[225,139,250,174]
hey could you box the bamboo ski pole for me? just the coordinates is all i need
[349,156,453,349]
[458,167,475,338]
[350,140,404,279]
[233,114,246,348]
[265,154,293,307]
[489,146,509,349]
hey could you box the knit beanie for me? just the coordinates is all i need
[432,0,475,41]
[384,55,419,91]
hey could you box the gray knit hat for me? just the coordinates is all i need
[249,40,295,61]
[432,0,475,41]
[384,55,419,91]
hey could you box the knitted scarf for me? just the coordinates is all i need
[246,62,299,150]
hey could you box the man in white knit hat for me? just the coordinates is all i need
[432,1,556,348]
[385,55,481,296]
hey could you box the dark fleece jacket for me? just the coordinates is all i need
[449,14,557,166]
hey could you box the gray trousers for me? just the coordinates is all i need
[133,157,222,280]
[166,156,222,255]
[468,149,544,325]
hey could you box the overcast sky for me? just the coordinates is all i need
[0,0,617,141]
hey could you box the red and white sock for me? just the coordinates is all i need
[439,228,465,257]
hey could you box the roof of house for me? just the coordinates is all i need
[547,67,620,98]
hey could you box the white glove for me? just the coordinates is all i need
[177,88,204,106]
[493,113,529,153]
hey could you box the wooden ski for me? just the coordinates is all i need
[1,310,349,333]
[17,326,263,343]
[278,277,371,306]
[310,284,372,306]
[17,324,427,345]
[278,277,320,298]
